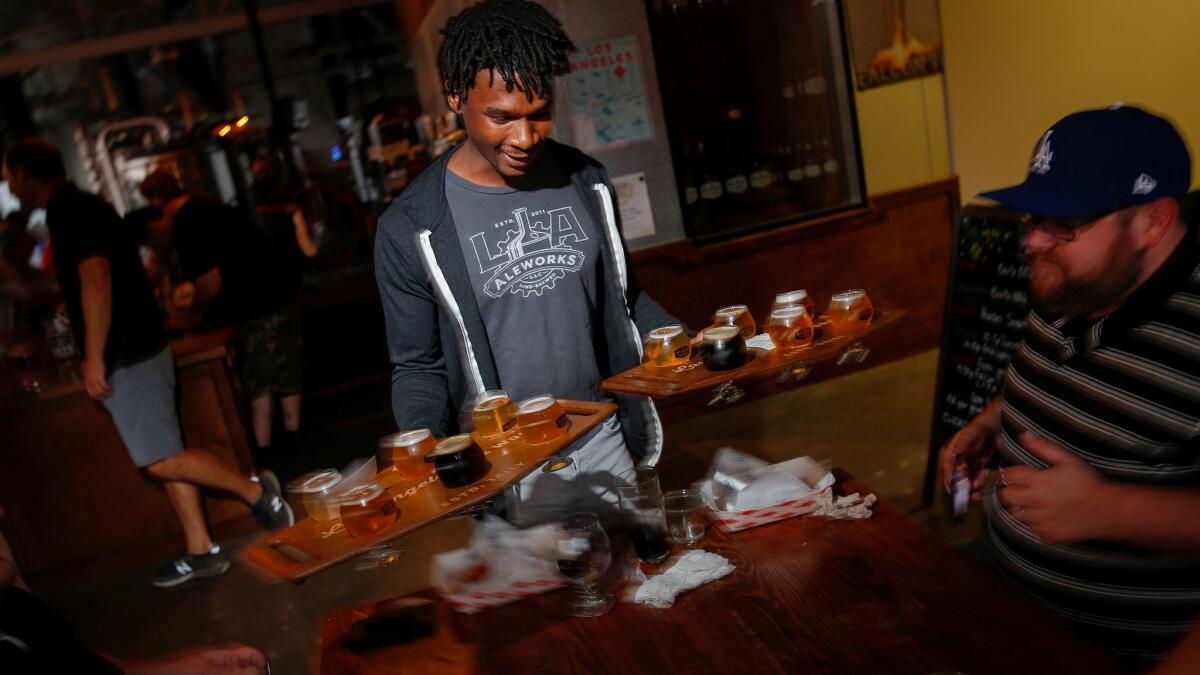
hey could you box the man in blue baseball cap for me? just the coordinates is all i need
[940,104,1200,665]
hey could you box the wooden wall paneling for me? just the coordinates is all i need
[632,178,960,370]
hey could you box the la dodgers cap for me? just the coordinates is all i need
[979,104,1192,219]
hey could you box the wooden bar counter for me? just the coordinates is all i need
[320,470,1123,675]
[0,329,259,589]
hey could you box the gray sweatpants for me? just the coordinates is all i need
[505,416,636,528]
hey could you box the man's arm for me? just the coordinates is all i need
[78,256,114,399]
[1000,432,1200,553]
[374,214,453,433]
[939,396,1003,495]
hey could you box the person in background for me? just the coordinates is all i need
[3,140,293,588]
[139,169,304,474]
[374,0,683,527]
[939,105,1200,666]
[250,152,318,270]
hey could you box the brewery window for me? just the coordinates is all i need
[646,0,865,242]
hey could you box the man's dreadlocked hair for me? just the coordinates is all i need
[438,0,576,103]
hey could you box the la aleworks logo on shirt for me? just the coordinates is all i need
[470,206,588,298]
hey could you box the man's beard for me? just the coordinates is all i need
[1029,235,1145,320]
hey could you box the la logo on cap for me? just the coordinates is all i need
[1030,130,1054,175]
[1133,173,1157,195]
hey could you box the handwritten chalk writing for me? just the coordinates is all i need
[989,286,1029,305]
[997,262,1032,279]
[942,412,970,428]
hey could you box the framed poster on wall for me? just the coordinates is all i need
[844,0,943,91]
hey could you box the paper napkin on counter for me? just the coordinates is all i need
[628,550,735,609]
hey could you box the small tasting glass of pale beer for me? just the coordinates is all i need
[769,289,815,316]
[712,304,756,339]
[516,395,571,444]
[471,389,519,437]
[825,289,874,338]
[377,429,438,479]
[766,306,815,349]
[338,482,399,538]
[642,325,691,369]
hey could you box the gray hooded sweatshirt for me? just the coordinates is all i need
[373,140,679,466]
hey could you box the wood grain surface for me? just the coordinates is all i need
[243,401,618,583]
[319,470,1123,675]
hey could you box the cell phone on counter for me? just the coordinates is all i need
[951,457,970,519]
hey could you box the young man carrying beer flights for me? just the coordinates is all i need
[375,0,684,526]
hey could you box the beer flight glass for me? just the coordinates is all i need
[766,306,815,349]
[825,289,874,338]
[338,482,399,538]
[712,304,756,339]
[377,429,438,480]
[471,389,519,437]
[516,394,571,443]
[641,325,691,369]
[700,326,748,371]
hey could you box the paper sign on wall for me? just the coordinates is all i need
[568,35,653,153]
[613,173,655,240]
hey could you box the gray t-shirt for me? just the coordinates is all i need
[446,158,606,404]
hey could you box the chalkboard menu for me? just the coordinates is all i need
[922,206,1029,503]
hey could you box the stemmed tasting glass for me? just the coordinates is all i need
[555,512,615,617]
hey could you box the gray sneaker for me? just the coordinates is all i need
[251,470,294,530]
[152,546,230,588]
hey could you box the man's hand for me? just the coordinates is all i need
[939,422,995,500]
[117,644,267,675]
[997,432,1110,544]
[81,358,113,400]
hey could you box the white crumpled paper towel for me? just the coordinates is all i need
[700,448,835,510]
[626,550,735,609]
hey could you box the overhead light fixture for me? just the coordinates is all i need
[217,124,232,137]
[236,116,249,128]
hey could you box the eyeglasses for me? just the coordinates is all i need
[1016,209,1114,242]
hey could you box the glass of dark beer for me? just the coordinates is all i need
[556,512,615,617]
[616,467,670,564]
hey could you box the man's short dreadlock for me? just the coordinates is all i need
[438,0,576,103]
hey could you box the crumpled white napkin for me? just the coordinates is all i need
[630,550,735,609]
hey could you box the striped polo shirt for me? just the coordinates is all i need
[985,232,1200,660]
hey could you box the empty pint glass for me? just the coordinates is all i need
[642,325,691,369]
[517,395,571,444]
[471,389,519,437]
[766,306,815,349]
[378,429,438,480]
[338,482,399,538]
[826,289,874,338]
[712,304,756,339]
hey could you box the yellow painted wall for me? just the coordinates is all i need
[941,0,1200,203]
[854,74,953,196]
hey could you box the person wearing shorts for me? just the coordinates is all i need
[4,139,294,588]
[139,169,304,471]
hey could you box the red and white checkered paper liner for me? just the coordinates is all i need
[443,576,568,614]
[706,487,832,532]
